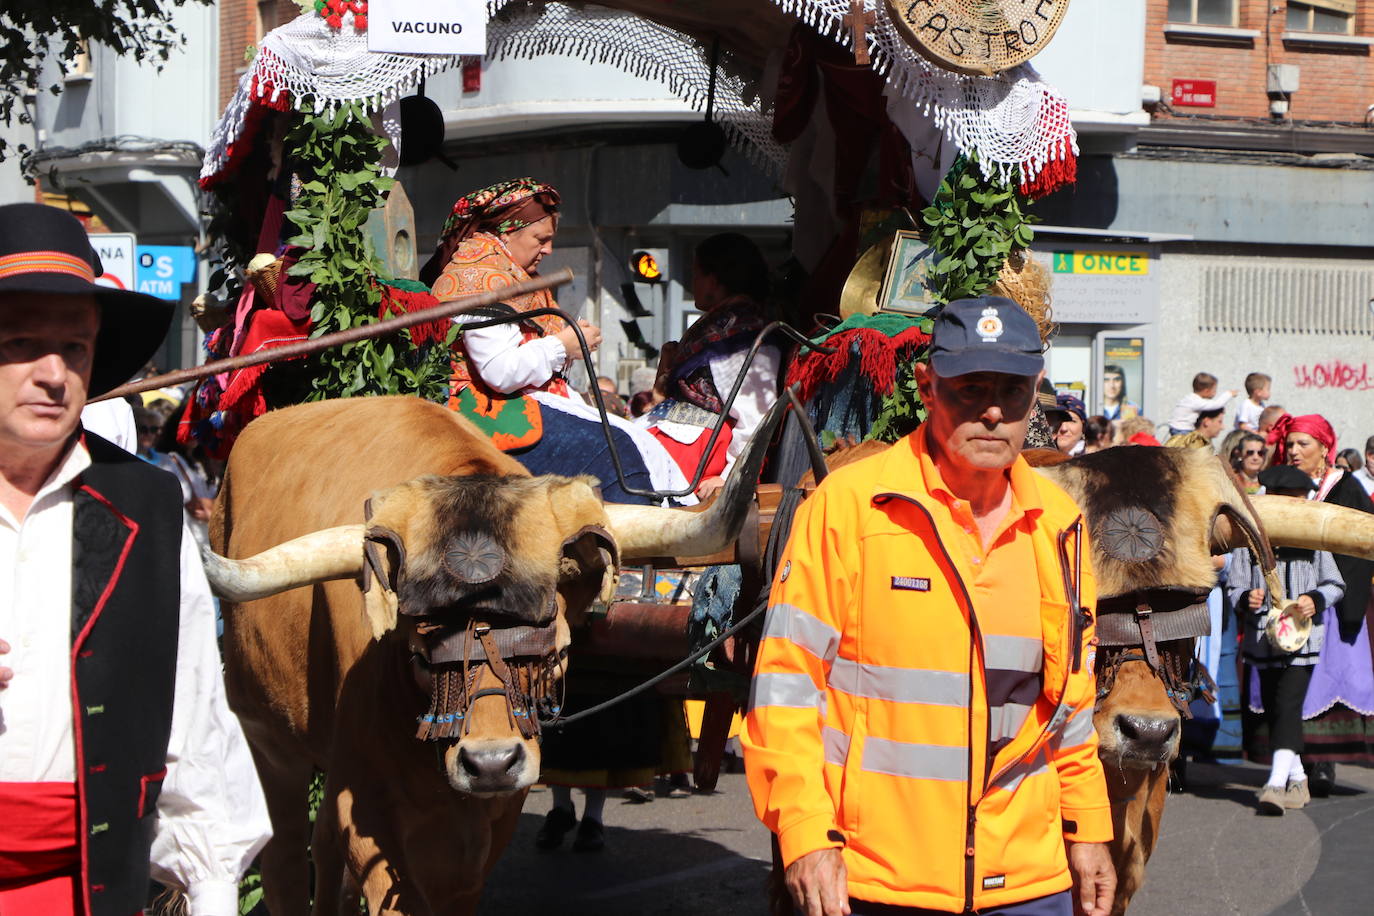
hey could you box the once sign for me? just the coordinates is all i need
[884,0,1070,76]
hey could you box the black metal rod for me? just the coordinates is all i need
[541,594,768,730]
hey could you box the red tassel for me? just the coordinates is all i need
[1019,139,1078,199]
[379,286,449,347]
[786,325,931,404]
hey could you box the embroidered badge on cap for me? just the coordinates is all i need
[779,560,791,583]
[891,576,931,592]
[977,306,1004,342]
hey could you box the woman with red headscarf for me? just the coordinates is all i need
[420,178,690,506]
[1247,413,1374,796]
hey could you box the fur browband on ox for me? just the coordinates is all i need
[1037,447,1227,601]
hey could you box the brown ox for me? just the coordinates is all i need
[204,395,781,915]
[1032,446,1374,914]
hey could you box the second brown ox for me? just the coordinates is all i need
[1032,445,1374,914]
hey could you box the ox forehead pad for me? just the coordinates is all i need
[442,531,507,585]
[1099,505,1164,563]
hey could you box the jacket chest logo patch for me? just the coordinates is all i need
[983,875,1006,890]
[891,576,931,592]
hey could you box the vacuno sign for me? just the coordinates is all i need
[884,0,1070,76]
[367,0,486,55]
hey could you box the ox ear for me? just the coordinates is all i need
[361,525,405,640]
[560,526,620,623]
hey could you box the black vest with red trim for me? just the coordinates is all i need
[72,434,182,916]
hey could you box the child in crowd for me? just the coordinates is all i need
[1235,372,1271,431]
[1168,372,1236,437]
[1229,465,1345,815]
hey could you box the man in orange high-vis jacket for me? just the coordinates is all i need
[742,297,1114,916]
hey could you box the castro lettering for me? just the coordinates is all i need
[894,0,1063,70]
[391,20,464,34]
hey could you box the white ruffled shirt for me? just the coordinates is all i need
[455,316,695,502]
[0,441,270,914]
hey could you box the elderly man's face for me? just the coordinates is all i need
[915,365,1039,472]
[0,293,99,456]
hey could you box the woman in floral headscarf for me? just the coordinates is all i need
[422,178,690,505]
[1245,413,1374,796]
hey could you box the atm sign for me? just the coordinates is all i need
[1052,252,1150,276]
[1171,79,1216,107]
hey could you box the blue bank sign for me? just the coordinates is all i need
[136,246,197,299]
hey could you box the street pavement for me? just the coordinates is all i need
[478,762,1374,916]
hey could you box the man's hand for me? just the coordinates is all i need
[784,848,850,916]
[1247,589,1266,610]
[1294,594,1317,620]
[0,638,12,689]
[1066,841,1115,916]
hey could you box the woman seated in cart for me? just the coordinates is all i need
[421,178,689,505]
[640,233,783,499]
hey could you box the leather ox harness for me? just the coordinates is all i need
[1089,502,1234,718]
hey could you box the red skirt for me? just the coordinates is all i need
[648,423,733,485]
[0,782,81,916]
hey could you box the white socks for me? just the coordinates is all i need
[1288,753,1307,784]
[1269,749,1297,788]
[551,786,607,822]
[582,789,606,823]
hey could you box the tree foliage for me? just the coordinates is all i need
[280,101,453,402]
[0,0,208,160]
[920,153,1037,304]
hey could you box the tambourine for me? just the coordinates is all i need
[1263,601,1312,654]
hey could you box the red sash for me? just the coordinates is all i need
[0,782,80,915]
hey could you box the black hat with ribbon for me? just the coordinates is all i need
[0,203,174,396]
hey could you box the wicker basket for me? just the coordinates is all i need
[987,249,1055,344]
[246,252,282,311]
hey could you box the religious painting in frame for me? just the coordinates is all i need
[878,230,939,316]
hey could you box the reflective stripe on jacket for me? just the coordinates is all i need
[741,431,1112,912]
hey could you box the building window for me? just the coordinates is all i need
[1167,0,1237,27]
[62,40,92,82]
[1286,1,1354,34]
[256,0,277,42]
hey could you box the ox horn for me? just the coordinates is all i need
[1229,496,1374,559]
[604,392,788,561]
[202,525,366,602]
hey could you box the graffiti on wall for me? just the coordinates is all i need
[1292,361,1374,391]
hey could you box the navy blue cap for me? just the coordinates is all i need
[929,296,1044,378]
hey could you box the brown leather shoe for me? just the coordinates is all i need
[1285,779,1311,809]
[1257,784,1286,815]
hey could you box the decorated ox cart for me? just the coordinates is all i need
[158,2,1374,915]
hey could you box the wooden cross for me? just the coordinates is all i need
[843,0,877,66]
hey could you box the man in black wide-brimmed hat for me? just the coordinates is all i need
[0,204,270,915]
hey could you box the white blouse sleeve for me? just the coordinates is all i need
[710,343,782,476]
[149,529,272,916]
[456,316,570,394]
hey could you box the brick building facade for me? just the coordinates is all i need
[219,0,304,107]
[1145,0,1372,122]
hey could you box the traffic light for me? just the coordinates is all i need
[629,250,663,283]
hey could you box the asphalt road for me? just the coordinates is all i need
[478,762,1374,916]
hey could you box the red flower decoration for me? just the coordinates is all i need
[354,14,367,28]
